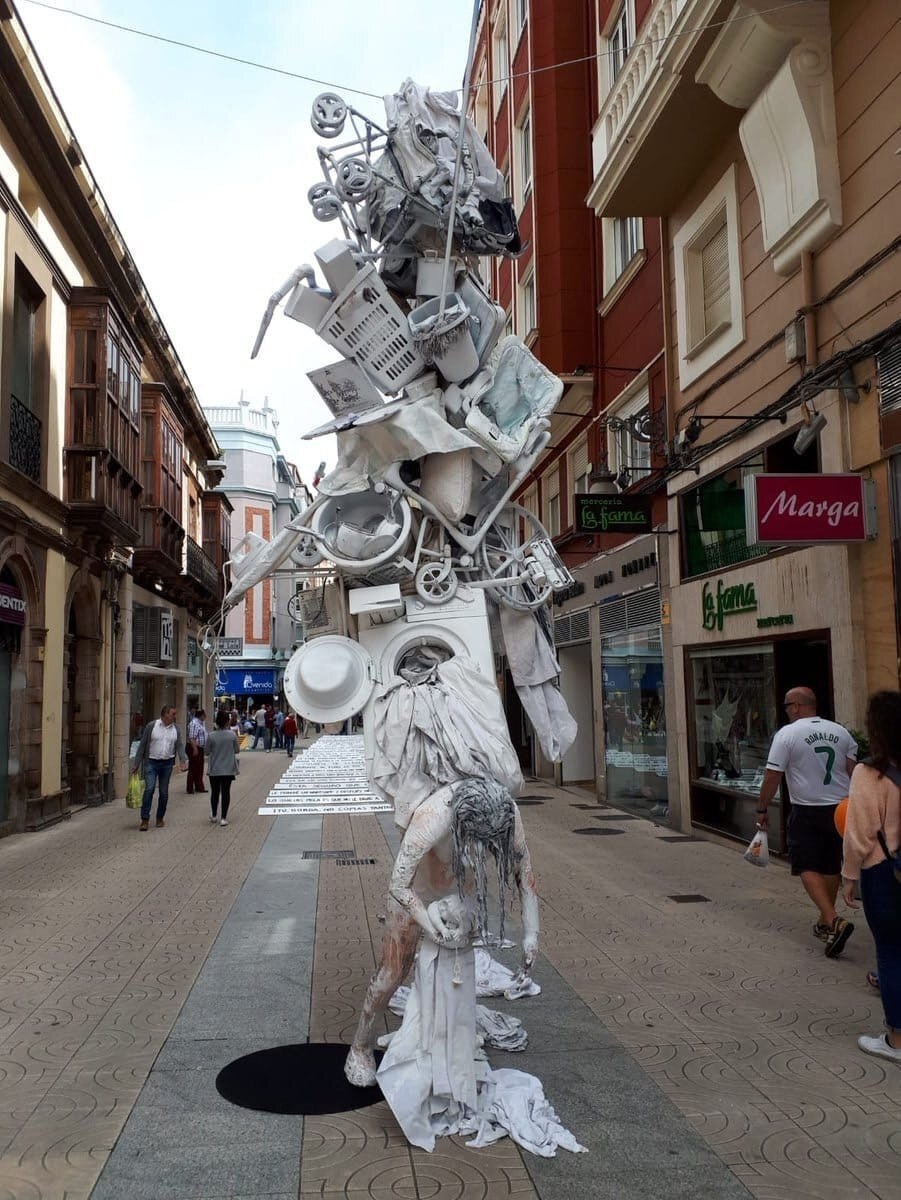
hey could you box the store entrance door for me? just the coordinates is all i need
[774,636,832,719]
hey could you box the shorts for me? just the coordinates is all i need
[787,804,843,876]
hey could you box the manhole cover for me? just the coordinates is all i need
[668,894,710,903]
[516,799,544,806]
[570,804,598,810]
[572,827,625,836]
[592,814,641,821]
[301,850,354,860]
[658,836,698,843]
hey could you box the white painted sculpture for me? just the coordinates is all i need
[208,63,584,1155]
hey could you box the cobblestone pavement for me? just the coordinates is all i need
[0,757,899,1199]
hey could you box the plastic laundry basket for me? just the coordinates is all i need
[316,263,425,393]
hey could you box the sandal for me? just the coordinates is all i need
[866,971,880,992]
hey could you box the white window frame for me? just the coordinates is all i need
[517,268,536,338]
[543,465,561,538]
[516,106,532,207]
[516,0,528,35]
[606,375,651,486]
[601,216,644,296]
[599,1,633,99]
[567,437,591,525]
[673,164,745,389]
[473,63,489,140]
[493,16,509,113]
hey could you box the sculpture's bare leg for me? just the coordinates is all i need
[344,901,422,1086]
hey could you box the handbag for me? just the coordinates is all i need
[126,772,144,809]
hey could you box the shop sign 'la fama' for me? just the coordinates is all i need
[745,473,877,544]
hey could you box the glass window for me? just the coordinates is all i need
[493,20,508,111]
[607,385,651,484]
[608,3,630,85]
[689,644,781,847]
[12,263,42,410]
[518,111,532,199]
[601,627,667,819]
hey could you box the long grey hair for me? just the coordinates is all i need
[450,777,517,943]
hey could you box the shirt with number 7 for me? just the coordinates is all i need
[766,717,858,805]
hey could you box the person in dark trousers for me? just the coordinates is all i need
[206,708,240,826]
[282,711,298,757]
[757,686,857,957]
[842,690,901,1063]
[251,705,268,749]
[133,705,188,830]
[186,708,208,793]
[264,703,276,751]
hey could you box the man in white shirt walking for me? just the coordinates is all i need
[757,686,857,957]
[186,708,208,794]
[133,706,188,831]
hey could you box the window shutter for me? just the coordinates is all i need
[701,219,730,333]
[878,341,901,413]
[546,467,560,501]
[571,440,589,484]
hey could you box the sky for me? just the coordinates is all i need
[20,0,477,483]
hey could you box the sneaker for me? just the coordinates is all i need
[812,922,831,943]
[858,1034,901,1062]
[825,915,854,958]
[220,819,229,826]
[209,815,218,824]
[139,819,149,831]
[156,818,165,828]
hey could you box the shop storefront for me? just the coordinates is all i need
[214,666,277,711]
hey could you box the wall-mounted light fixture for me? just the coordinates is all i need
[793,403,828,455]
[587,466,618,496]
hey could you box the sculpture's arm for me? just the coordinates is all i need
[387,797,454,944]
[513,806,539,972]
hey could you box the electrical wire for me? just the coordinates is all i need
[21,0,817,104]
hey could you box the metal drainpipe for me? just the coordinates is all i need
[800,251,817,372]
[104,563,123,803]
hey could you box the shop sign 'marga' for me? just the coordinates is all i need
[702,579,758,631]
[745,473,876,544]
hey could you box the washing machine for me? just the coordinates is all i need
[282,584,496,777]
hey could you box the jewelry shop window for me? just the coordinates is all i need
[689,644,782,849]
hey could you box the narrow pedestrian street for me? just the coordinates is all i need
[0,746,898,1200]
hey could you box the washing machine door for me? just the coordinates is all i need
[283,635,376,724]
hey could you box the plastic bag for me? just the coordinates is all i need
[126,772,144,809]
[744,829,769,868]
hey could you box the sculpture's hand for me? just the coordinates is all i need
[520,933,538,975]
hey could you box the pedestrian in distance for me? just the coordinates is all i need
[186,708,208,794]
[282,711,298,757]
[757,686,857,957]
[133,705,188,831]
[206,708,240,826]
[841,690,901,1063]
[264,702,276,751]
[251,705,267,749]
[274,705,285,750]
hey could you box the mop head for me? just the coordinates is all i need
[450,777,517,943]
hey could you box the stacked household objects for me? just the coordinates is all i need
[215,76,577,770]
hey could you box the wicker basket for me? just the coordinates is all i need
[316,263,425,393]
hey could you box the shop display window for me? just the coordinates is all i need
[689,644,782,847]
[601,628,667,819]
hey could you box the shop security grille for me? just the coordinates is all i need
[598,586,660,636]
[553,608,590,646]
[878,340,901,412]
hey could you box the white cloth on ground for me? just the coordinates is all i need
[371,655,523,828]
[377,940,585,1156]
[388,985,528,1051]
[498,606,577,763]
[474,948,541,999]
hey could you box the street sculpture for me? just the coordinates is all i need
[214,74,583,1154]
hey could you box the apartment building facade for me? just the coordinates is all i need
[0,1,229,834]
[588,0,901,844]
[205,399,310,711]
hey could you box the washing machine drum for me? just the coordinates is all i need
[283,636,375,723]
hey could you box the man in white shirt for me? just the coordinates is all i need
[757,686,857,958]
[133,705,188,831]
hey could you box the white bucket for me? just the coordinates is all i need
[408,293,479,384]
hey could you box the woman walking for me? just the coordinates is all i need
[206,708,240,827]
[842,690,901,1063]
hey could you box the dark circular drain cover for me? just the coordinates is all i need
[516,799,544,806]
[215,1043,383,1115]
[572,827,625,835]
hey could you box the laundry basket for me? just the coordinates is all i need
[316,263,425,393]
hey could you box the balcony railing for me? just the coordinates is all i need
[186,535,220,595]
[136,506,184,573]
[9,394,41,483]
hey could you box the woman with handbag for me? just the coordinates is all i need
[842,690,901,1062]
[206,709,240,827]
